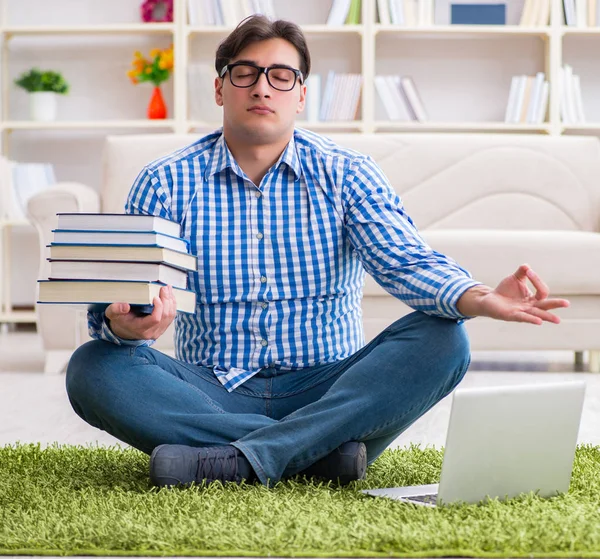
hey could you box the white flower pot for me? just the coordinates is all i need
[29,92,58,121]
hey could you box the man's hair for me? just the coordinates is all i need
[215,15,311,80]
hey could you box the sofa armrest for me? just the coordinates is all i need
[27,182,100,372]
[27,182,100,279]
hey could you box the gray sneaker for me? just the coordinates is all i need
[298,441,367,485]
[149,444,256,487]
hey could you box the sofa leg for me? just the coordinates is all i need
[589,351,600,374]
[574,351,584,367]
[44,350,73,375]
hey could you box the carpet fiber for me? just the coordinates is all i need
[2,443,600,557]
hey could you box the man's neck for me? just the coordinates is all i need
[224,131,293,186]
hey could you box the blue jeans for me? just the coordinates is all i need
[66,311,471,486]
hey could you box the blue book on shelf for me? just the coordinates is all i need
[451,3,506,25]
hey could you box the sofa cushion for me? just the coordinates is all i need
[363,230,600,296]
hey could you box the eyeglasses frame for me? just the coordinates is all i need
[219,62,304,91]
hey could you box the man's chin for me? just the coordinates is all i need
[237,122,292,144]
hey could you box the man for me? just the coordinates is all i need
[66,15,569,488]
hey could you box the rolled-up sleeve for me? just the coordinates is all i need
[342,155,481,320]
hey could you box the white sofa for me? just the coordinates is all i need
[28,132,600,373]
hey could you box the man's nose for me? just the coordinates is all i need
[251,73,271,96]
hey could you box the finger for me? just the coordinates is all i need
[525,268,549,301]
[512,264,530,282]
[511,310,543,325]
[105,302,131,320]
[150,294,164,322]
[525,305,561,325]
[534,298,570,311]
[159,285,176,319]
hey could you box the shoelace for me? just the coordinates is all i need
[196,447,238,483]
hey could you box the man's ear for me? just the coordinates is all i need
[296,83,306,114]
[215,77,224,107]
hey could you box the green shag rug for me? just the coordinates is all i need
[2,443,600,557]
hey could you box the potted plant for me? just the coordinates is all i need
[14,68,69,122]
[127,45,174,119]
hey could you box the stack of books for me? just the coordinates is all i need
[37,213,198,315]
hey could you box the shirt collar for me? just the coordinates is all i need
[205,131,302,182]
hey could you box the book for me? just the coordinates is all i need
[400,76,428,122]
[450,3,506,25]
[48,244,198,272]
[56,213,181,237]
[37,280,197,314]
[51,229,189,253]
[48,260,189,289]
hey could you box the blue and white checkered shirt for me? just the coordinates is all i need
[89,128,479,392]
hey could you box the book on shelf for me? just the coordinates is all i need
[38,280,197,315]
[52,230,189,253]
[48,244,198,272]
[48,260,189,289]
[56,213,181,237]
[305,74,322,122]
[186,0,276,26]
[560,64,586,124]
[375,75,414,121]
[345,0,362,24]
[318,72,363,121]
[377,0,392,24]
[327,0,351,25]
[400,76,428,122]
[450,3,507,25]
[504,73,549,125]
[520,0,551,26]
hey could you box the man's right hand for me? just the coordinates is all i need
[105,285,177,340]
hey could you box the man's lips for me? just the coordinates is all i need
[248,106,274,114]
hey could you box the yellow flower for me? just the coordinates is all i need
[150,48,161,58]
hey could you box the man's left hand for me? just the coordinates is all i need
[456,264,570,325]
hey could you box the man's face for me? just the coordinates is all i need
[215,38,306,145]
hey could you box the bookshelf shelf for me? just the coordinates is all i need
[561,27,600,35]
[0,310,37,323]
[374,24,551,38]
[3,23,176,35]
[1,120,177,131]
[562,123,600,131]
[373,121,553,132]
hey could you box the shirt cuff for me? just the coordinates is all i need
[436,276,483,321]
[101,316,154,347]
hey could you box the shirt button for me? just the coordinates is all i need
[256,232,263,240]
[261,302,268,309]
[260,339,268,347]
[255,191,262,198]
[260,276,267,283]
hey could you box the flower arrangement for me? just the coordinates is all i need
[140,0,173,22]
[127,45,174,86]
[14,68,69,94]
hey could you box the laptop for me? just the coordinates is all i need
[361,380,585,507]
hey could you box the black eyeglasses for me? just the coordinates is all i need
[220,62,304,92]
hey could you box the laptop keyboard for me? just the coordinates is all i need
[406,493,438,505]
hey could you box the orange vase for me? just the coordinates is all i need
[147,86,167,119]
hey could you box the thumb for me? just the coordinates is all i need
[106,302,130,318]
